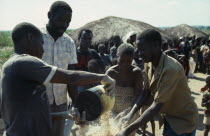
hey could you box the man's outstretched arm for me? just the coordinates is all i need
[67,64,78,105]
[50,68,115,94]
[117,101,163,136]
[129,89,153,116]
[116,89,153,128]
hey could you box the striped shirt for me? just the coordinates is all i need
[41,28,77,105]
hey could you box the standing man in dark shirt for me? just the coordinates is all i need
[0,22,115,136]
[75,29,101,71]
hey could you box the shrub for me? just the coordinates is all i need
[0,31,13,47]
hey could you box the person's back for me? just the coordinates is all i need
[1,54,52,136]
[183,41,191,59]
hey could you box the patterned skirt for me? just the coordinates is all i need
[112,86,138,136]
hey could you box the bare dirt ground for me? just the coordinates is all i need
[136,73,207,136]
[0,73,207,136]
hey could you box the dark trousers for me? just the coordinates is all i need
[163,121,196,136]
[50,102,68,136]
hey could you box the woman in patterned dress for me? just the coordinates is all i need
[106,43,143,136]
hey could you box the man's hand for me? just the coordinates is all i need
[116,130,127,136]
[66,107,86,122]
[51,107,86,123]
[101,75,116,96]
[115,108,132,129]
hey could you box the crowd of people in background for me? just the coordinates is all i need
[73,26,210,136]
[163,36,210,77]
[83,32,210,82]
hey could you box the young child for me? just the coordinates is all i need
[98,44,112,70]
[111,58,118,66]
[86,59,105,88]
[88,59,105,74]
[201,76,210,136]
[77,59,105,93]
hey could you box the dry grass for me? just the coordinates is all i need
[165,24,208,39]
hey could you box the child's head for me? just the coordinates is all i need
[98,44,106,54]
[117,43,134,70]
[206,76,210,88]
[88,59,105,74]
[111,58,118,66]
[113,35,122,47]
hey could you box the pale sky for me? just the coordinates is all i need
[0,0,210,31]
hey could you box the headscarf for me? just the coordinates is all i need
[123,31,137,43]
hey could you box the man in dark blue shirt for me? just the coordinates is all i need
[0,22,115,136]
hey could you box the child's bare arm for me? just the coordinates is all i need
[201,85,208,92]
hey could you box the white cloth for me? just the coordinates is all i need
[200,45,209,52]
[41,28,77,105]
[64,119,74,136]
[203,116,210,125]
[43,66,57,85]
[188,57,196,78]
[123,31,137,43]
